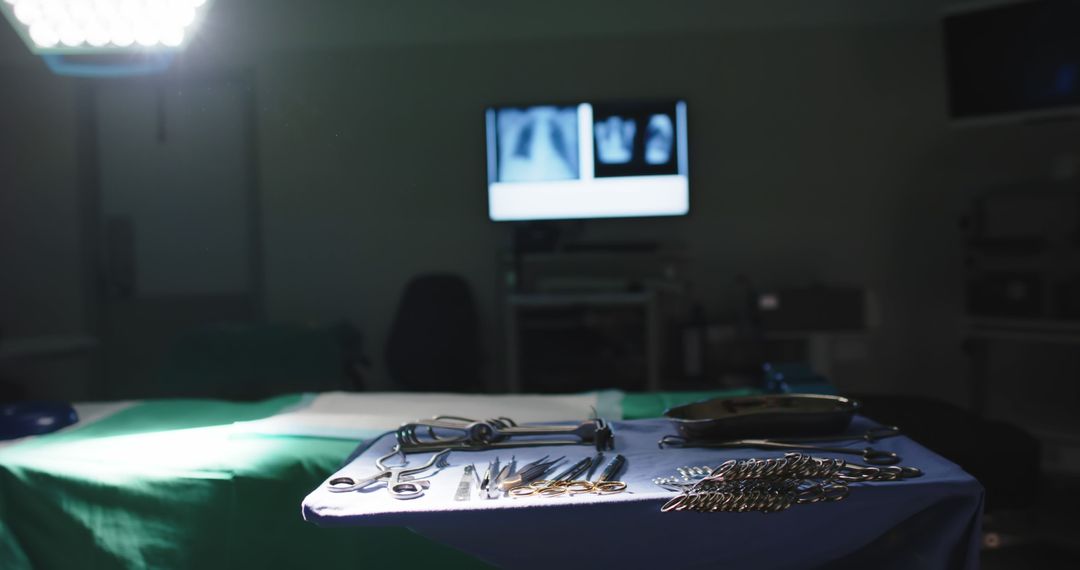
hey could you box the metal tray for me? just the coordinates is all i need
[663,394,860,441]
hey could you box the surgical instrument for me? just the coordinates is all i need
[550,456,594,483]
[487,457,515,499]
[654,454,921,493]
[565,453,628,495]
[653,465,714,489]
[658,453,921,513]
[454,465,475,501]
[586,452,605,480]
[326,448,451,499]
[658,426,904,466]
[510,456,593,497]
[395,416,615,453]
[590,453,628,494]
[511,454,629,497]
[765,426,901,444]
[659,436,900,465]
[479,457,500,498]
[490,457,516,498]
[479,460,491,493]
[497,455,564,491]
[659,426,901,449]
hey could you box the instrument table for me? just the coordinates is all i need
[303,417,983,569]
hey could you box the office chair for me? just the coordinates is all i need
[385,273,483,392]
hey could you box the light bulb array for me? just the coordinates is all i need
[1,0,210,52]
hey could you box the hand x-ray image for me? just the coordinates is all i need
[496,106,579,183]
[645,114,674,165]
[595,116,636,164]
[591,101,680,178]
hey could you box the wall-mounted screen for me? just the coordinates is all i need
[485,100,688,221]
[945,0,1080,124]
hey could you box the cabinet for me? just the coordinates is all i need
[504,291,661,393]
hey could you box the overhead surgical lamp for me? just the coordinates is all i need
[1,0,214,76]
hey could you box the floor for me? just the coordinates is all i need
[981,473,1080,568]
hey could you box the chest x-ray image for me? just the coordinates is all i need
[595,116,636,164]
[496,106,580,182]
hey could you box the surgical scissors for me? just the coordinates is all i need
[577,453,628,495]
[510,456,593,497]
[496,455,564,491]
[512,454,629,497]
[326,448,451,499]
[658,426,903,466]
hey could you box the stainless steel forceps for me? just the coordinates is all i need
[658,426,904,465]
[325,448,451,499]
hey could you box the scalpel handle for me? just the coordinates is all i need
[454,465,475,501]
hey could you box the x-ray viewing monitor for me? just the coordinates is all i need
[485,100,689,221]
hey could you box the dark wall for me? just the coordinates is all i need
[3,14,1079,404]
[254,25,1080,398]
[0,71,83,336]
[0,69,90,398]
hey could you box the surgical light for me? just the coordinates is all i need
[1,0,212,54]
